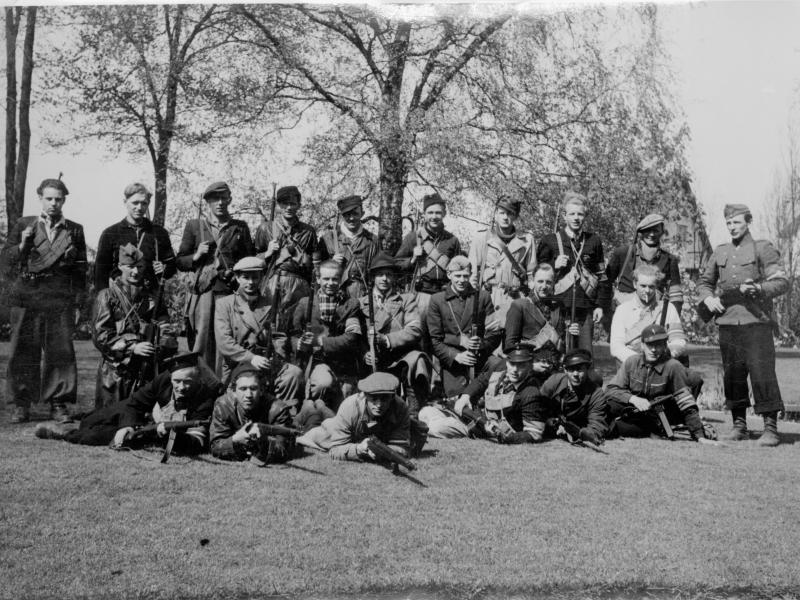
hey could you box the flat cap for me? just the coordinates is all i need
[164,351,200,373]
[423,193,446,211]
[563,348,592,368]
[641,324,668,344]
[447,255,472,273]
[230,361,261,385]
[118,243,145,266]
[358,372,399,395]
[233,256,265,272]
[37,178,69,196]
[724,203,751,219]
[505,346,533,363]
[337,195,363,214]
[276,186,301,204]
[636,213,665,232]
[497,197,521,216]
[203,181,231,199]
[368,251,398,273]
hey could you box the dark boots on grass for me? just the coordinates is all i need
[724,408,780,446]
[724,409,749,441]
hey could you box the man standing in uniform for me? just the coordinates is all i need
[177,181,254,375]
[2,177,87,423]
[315,195,379,300]
[697,204,788,445]
[94,182,176,292]
[468,197,536,327]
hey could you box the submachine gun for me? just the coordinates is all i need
[365,435,425,487]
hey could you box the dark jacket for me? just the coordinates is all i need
[504,295,565,352]
[394,227,462,294]
[606,243,682,308]
[539,372,607,437]
[254,217,317,282]
[94,218,176,291]
[463,366,546,433]
[315,227,379,299]
[209,391,294,460]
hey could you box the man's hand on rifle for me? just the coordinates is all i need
[297,331,317,354]
[193,241,213,262]
[567,322,580,336]
[111,427,134,449]
[740,279,762,297]
[467,335,481,352]
[133,341,156,357]
[364,350,378,367]
[152,261,165,275]
[703,295,725,314]
[554,254,570,269]
[592,307,603,324]
[265,239,281,257]
[19,225,36,252]
[356,439,376,460]
[411,245,424,262]
[250,355,271,371]
[332,252,346,265]
[453,394,471,417]
[629,395,651,412]
[579,428,602,445]
[454,350,477,366]
[232,422,259,445]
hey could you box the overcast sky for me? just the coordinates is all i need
[15,1,800,247]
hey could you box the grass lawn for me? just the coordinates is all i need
[2,341,800,600]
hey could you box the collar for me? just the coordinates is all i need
[340,222,363,240]
[123,217,152,229]
[641,355,667,374]
[374,288,398,303]
[637,241,661,262]
[633,295,657,311]
[732,231,753,247]
[40,214,66,229]
[445,284,474,300]
[423,225,445,240]
[562,227,582,240]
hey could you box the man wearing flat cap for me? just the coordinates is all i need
[426,255,503,397]
[468,196,536,328]
[315,194,380,300]
[605,325,712,441]
[606,213,683,319]
[177,181,254,375]
[91,243,175,408]
[697,203,788,445]
[296,372,415,461]
[2,177,87,423]
[359,251,432,416]
[254,185,317,326]
[94,182,176,292]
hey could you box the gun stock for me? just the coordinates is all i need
[130,418,210,441]
[366,436,416,471]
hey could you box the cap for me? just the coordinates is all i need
[368,251,398,273]
[233,256,266,272]
[563,348,592,368]
[422,193,446,211]
[636,213,665,232]
[203,181,231,199]
[505,346,533,363]
[641,324,669,344]
[164,352,200,373]
[446,255,472,273]
[358,372,399,395]
[497,197,521,216]
[118,243,144,266]
[337,195,363,214]
[724,203,751,219]
[230,361,261,384]
[276,186,301,204]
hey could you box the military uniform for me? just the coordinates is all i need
[504,294,565,353]
[538,371,608,441]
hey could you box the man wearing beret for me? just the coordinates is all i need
[536,192,610,352]
[697,203,788,445]
[315,194,380,300]
[468,196,536,328]
[214,256,304,402]
[254,185,317,326]
[36,352,223,454]
[177,181,255,375]
[2,177,87,423]
[605,324,712,441]
[605,213,683,317]
[359,251,432,416]
[94,182,176,292]
[296,372,414,461]
[91,243,175,408]
[426,255,503,397]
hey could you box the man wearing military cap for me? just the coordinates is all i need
[315,194,380,300]
[697,203,788,445]
[359,251,432,416]
[606,324,711,441]
[606,212,683,324]
[214,256,304,403]
[296,372,416,461]
[468,196,537,328]
[254,185,317,326]
[2,177,87,423]
[177,181,254,375]
[94,182,176,292]
[91,243,175,408]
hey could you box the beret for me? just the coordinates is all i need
[118,243,145,266]
[337,195,363,214]
[497,197,521,216]
[368,251,398,273]
[505,346,533,363]
[276,186,301,204]
[230,361,261,384]
[37,178,69,196]
[447,255,472,273]
[422,193,446,211]
[358,372,399,395]
[724,203,751,219]
[636,213,665,232]
[164,352,200,373]
[641,324,668,344]
[233,256,266,272]
[203,181,231,199]
[563,348,593,368]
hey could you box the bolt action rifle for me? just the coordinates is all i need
[550,386,607,453]
[407,209,424,293]
[123,418,211,463]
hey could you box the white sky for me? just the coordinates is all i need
[12,0,800,248]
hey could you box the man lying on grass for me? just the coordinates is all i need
[35,352,223,455]
[605,324,716,442]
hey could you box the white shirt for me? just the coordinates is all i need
[609,296,686,364]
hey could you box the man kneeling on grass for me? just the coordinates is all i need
[35,352,222,454]
[605,324,714,442]
[209,362,324,463]
[296,372,425,461]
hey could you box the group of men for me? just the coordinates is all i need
[2,176,789,467]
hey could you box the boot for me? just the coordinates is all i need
[723,409,748,441]
[9,405,30,424]
[758,412,780,447]
[50,404,72,423]
[35,422,74,440]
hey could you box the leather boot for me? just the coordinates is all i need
[758,412,780,447]
[35,422,75,440]
[724,409,748,441]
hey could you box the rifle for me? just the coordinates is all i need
[301,279,319,398]
[620,394,675,440]
[407,210,424,293]
[269,182,277,222]
[553,416,607,453]
[468,203,497,381]
[133,272,166,390]
[246,422,303,438]
[365,277,379,374]
[128,418,211,463]
[366,436,426,487]
[245,288,280,370]
[696,284,775,326]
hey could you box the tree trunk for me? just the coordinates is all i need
[378,149,408,254]
[153,150,169,226]
[12,7,36,221]
[5,8,19,231]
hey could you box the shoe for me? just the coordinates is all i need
[723,410,748,441]
[35,422,73,440]
[50,404,72,423]
[758,412,780,447]
[9,406,30,424]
